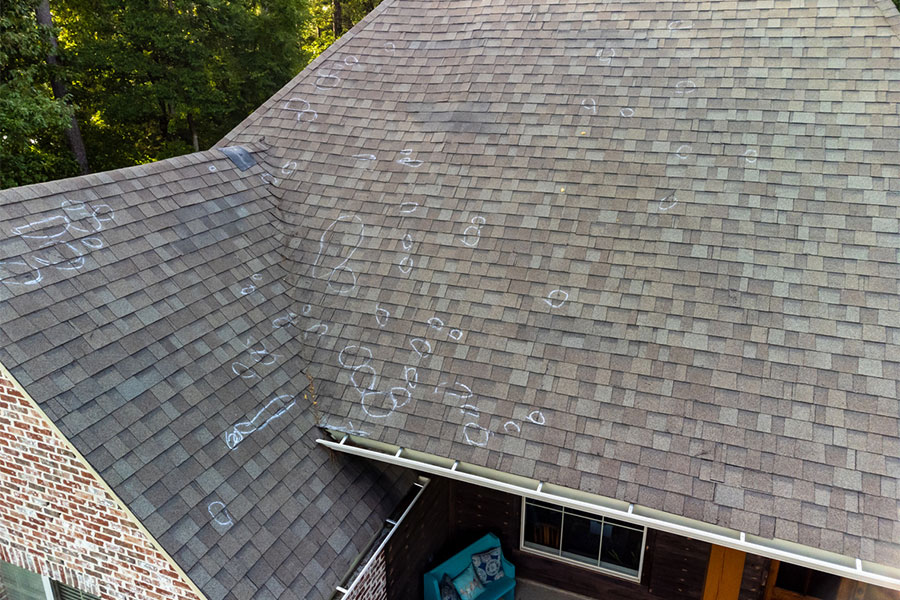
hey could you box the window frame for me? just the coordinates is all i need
[518,497,647,583]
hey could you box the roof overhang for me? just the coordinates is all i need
[317,430,900,592]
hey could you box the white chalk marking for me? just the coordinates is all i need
[283,97,318,123]
[743,148,758,164]
[231,362,258,379]
[399,202,418,214]
[463,423,492,447]
[312,214,364,295]
[302,304,312,316]
[460,404,480,417]
[527,410,546,425]
[314,70,341,90]
[658,193,678,211]
[402,233,414,251]
[504,421,521,433]
[339,345,374,370]
[375,304,390,328]
[397,149,424,168]
[676,145,691,159]
[428,317,444,331]
[207,502,233,527]
[675,80,697,95]
[280,161,298,176]
[544,289,569,308]
[447,382,473,400]
[620,108,634,117]
[260,172,279,185]
[404,367,418,389]
[272,312,299,329]
[668,20,692,30]
[410,338,432,359]
[595,47,616,64]
[449,329,463,341]
[581,98,598,114]
[303,322,329,340]
[224,394,296,449]
[208,165,217,172]
[398,255,414,274]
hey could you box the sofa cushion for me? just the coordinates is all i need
[440,573,462,600]
[452,564,485,600]
[471,547,505,584]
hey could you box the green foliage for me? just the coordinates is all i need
[0,0,78,188]
[2,0,382,188]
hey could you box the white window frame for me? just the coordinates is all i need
[519,497,648,583]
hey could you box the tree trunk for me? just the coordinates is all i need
[35,0,89,174]
[332,0,343,37]
[187,113,199,151]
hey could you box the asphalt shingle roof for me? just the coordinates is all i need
[1,0,900,594]
[0,147,413,600]
[221,0,900,569]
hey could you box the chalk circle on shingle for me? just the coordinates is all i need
[544,289,569,308]
[676,145,691,159]
[620,108,634,117]
[207,501,233,528]
[657,193,678,211]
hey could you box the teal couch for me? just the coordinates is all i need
[423,533,516,600]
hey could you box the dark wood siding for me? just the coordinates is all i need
[385,477,451,600]
[447,479,715,600]
[738,553,770,600]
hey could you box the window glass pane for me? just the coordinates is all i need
[605,517,643,531]
[0,560,48,600]
[561,513,602,566]
[527,499,560,511]
[523,503,562,554]
[599,522,643,576]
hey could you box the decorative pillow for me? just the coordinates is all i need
[471,546,506,584]
[439,573,462,600]
[451,564,485,600]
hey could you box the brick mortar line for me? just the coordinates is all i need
[0,359,209,600]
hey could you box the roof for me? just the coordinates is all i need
[222,0,900,569]
[0,146,414,600]
[1,0,900,590]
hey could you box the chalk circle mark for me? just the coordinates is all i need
[398,256,414,274]
[504,421,521,433]
[668,20,692,30]
[428,317,444,331]
[620,108,634,117]
[207,502,233,527]
[302,304,312,316]
[314,70,341,90]
[402,233,414,251]
[658,193,678,211]
[581,98,597,114]
[595,47,615,64]
[283,98,318,123]
[313,214,364,295]
[208,165,217,172]
[676,145,691,159]
[404,366,418,388]
[449,329,463,341]
[399,202,418,214]
[464,423,492,447]
[375,305,390,327]
[410,338,432,359]
[743,149,758,164]
[544,289,569,309]
[339,344,374,370]
[674,80,697,95]
[281,161,298,175]
[527,410,546,425]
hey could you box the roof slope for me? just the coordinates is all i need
[2,0,900,590]
[224,0,900,569]
[0,147,413,600]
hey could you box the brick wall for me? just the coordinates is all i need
[344,546,387,600]
[0,369,204,600]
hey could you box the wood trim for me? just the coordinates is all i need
[704,545,747,600]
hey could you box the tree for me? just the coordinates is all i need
[0,0,79,188]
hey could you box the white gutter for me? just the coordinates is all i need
[317,434,900,592]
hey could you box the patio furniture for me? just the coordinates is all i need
[423,533,516,600]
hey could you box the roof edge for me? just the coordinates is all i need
[216,0,400,147]
[318,431,900,592]
[0,361,210,600]
[871,0,900,39]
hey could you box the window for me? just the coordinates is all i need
[520,498,646,581]
[0,560,100,600]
